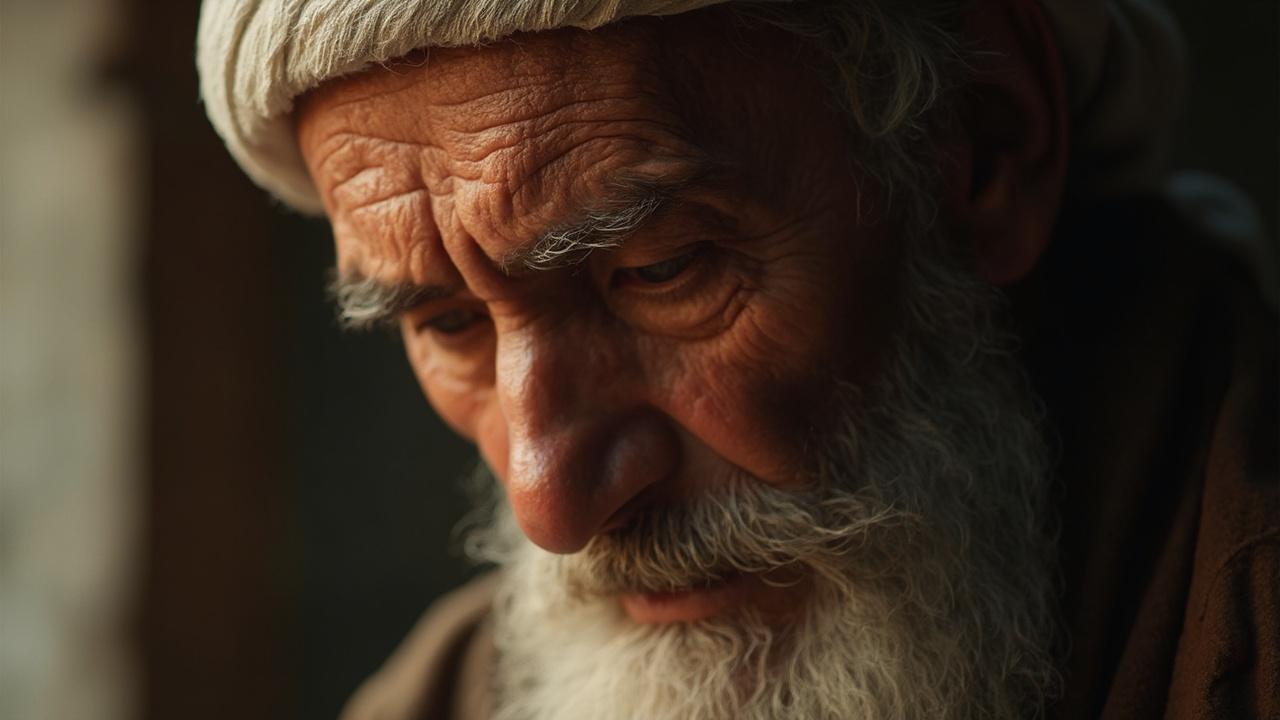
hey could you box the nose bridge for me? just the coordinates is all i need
[492,307,673,553]
[494,308,627,436]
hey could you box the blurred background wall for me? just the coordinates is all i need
[1,1,141,718]
[0,1,1275,719]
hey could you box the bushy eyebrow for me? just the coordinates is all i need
[326,271,457,331]
[328,167,718,331]
[502,178,678,272]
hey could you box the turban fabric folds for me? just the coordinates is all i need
[196,0,1185,213]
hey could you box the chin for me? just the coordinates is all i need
[474,241,1062,720]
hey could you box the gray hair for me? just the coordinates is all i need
[733,3,975,228]
[197,0,727,213]
[506,178,678,272]
[744,0,969,220]
[198,0,1184,211]
[473,208,1062,720]
[198,0,970,215]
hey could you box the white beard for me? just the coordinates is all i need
[467,247,1061,720]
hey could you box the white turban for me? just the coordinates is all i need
[196,0,1185,214]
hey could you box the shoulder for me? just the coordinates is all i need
[341,572,501,720]
[1170,536,1279,719]
[1169,231,1279,719]
[1038,186,1278,718]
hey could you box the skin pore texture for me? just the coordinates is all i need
[296,4,1069,718]
[298,12,898,612]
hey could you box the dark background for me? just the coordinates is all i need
[135,2,1278,718]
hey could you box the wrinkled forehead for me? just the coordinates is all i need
[294,19,715,281]
[294,12,841,285]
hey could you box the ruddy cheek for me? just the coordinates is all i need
[663,353,812,487]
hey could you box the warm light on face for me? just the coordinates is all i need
[292,10,1066,718]
[296,13,901,577]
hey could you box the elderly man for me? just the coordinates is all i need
[197,0,1276,718]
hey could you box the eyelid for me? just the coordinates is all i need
[610,245,719,302]
[616,250,697,291]
[606,244,753,341]
[613,238,705,266]
[416,308,477,333]
[404,298,490,339]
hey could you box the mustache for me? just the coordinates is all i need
[553,476,917,598]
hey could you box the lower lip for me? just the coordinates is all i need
[619,574,748,624]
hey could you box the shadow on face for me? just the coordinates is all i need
[295,7,903,567]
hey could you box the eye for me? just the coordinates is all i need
[620,246,702,285]
[418,308,484,335]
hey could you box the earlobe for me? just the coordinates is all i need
[948,0,1069,286]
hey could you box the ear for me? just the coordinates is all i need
[943,0,1068,285]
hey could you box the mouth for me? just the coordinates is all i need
[618,572,749,624]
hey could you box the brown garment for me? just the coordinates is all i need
[340,195,1278,720]
[1023,195,1279,719]
[340,572,498,720]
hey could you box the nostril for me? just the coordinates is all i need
[592,411,680,533]
[598,483,660,535]
[505,410,681,553]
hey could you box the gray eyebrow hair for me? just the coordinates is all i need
[502,177,683,272]
[328,170,714,331]
[326,270,453,331]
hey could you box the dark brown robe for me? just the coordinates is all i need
[340,194,1279,720]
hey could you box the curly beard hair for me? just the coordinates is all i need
[465,236,1062,720]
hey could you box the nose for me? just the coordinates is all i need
[495,319,679,554]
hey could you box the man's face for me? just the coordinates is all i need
[297,11,1058,719]
[297,15,902,621]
